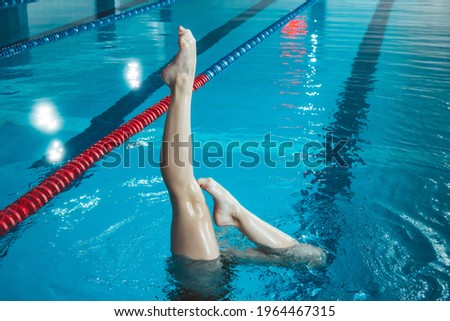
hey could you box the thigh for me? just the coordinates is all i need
[169,190,220,260]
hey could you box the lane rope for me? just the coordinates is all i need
[0,0,316,236]
[0,0,176,59]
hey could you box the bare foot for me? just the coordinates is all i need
[161,26,196,90]
[197,178,242,227]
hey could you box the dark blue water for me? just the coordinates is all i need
[0,0,449,300]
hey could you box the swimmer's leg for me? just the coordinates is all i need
[160,27,219,260]
[198,178,326,266]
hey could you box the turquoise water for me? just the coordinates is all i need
[0,0,449,300]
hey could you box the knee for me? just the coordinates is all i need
[171,180,206,207]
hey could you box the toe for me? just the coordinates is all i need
[197,177,216,193]
[197,177,206,187]
[198,177,212,188]
[178,27,195,42]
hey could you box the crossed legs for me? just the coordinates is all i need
[160,27,325,266]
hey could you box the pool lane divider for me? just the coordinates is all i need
[0,0,176,60]
[0,0,317,236]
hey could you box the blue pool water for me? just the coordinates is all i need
[0,0,449,300]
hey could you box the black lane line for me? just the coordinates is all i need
[294,0,395,256]
[30,0,275,168]
[318,0,395,197]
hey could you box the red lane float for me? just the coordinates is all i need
[0,73,210,236]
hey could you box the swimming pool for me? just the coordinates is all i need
[0,0,449,300]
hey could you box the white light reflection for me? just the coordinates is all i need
[46,139,65,164]
[306,33,319,96]
[30,101,62,134]
[125,60,142,90]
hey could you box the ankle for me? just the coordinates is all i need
[170,75,193,92]
[233,206,249,228]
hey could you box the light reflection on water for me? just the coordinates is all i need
[124,60,142,90]
[45,138,65,164]
[29,100,62,134]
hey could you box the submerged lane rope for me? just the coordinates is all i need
[0,0,176,59]
[0,0,317,236]
[0,0,37,9]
